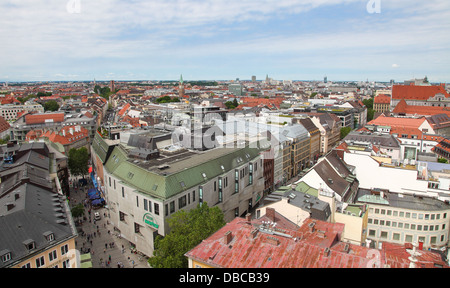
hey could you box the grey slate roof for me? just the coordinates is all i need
[0,183,76,268]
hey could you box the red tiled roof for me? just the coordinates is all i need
[368,114,427,128]
[118,103,131,117]
[374,94,391,104]
[393,99,450,117]
[42,125,89,147]
[25,113,65,125]
[392,84,449,100]
[186,216,449,268]
[0,116,10,133]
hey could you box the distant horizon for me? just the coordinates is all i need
[0,77,444,85]
[1,1,449,83]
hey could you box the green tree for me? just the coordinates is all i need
[148,203,225,268]
[225,101,236,109]
[340,127,352,140]
[362,98,374,110]
[44,100,60,112]
[68,147,89,178]
[71,203,85,219]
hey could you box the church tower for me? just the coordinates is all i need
[179,74,185,99]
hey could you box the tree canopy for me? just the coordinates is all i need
[43,100,60,112]
[68,147,89,178]
[148,203,225,268]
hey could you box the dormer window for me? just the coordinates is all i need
[43,231,55,242]
[0,250,11,263]
[23,239,35,251]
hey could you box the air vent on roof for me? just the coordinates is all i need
[158,165,170,170]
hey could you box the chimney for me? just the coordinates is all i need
[308,221,316,233]
[250,228,258,239]
[266,207,276,222]
[223,231,233,245]
[266,236,279,246]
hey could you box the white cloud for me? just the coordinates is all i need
[1,0,450,81]
[392,64,399,68]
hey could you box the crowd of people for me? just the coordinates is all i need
[69,176,148,268]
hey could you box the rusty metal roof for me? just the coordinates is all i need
[186,217,449,268]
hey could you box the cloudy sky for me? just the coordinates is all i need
[1,0,449,82]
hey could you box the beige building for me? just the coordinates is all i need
[357,189,450,250]
[258,182,368,246]
[98,142,265,258]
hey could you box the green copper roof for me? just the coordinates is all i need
[104,145,262,200]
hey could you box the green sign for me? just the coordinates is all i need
[143,213,159,229]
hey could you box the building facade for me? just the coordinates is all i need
[100,143,265,258]
[357,189,450,250]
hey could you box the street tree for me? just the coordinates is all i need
[148,203,225,268]
[68,147,89,178]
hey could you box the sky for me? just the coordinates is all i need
[1,0,450,83]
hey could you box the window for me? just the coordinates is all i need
[218,178,223,203]
[36,256,45,268]
[44,232,54,242]
[249,163,253,185]
[170,201,175,213]
[393,233,400,241]
[1,252,11,263]
[61,244,69,256]
[199,186,203,206]
[62,259,70,268]
[154,203,159,215]
[24,240,35,251]
[144,199,148,211]
[122,187,125,198]
[134,223,140,234]
[178,195,186,209]
[405,235,413,243]
[119,211,125,221]
[49,250,57,262]
[235,170,239,194]
[136,196,139,207]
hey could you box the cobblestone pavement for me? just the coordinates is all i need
[68,178,150,268]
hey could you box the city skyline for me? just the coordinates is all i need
[1,0,450,83]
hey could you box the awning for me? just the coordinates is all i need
[92,198,105,206]
[80,261,93,268]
